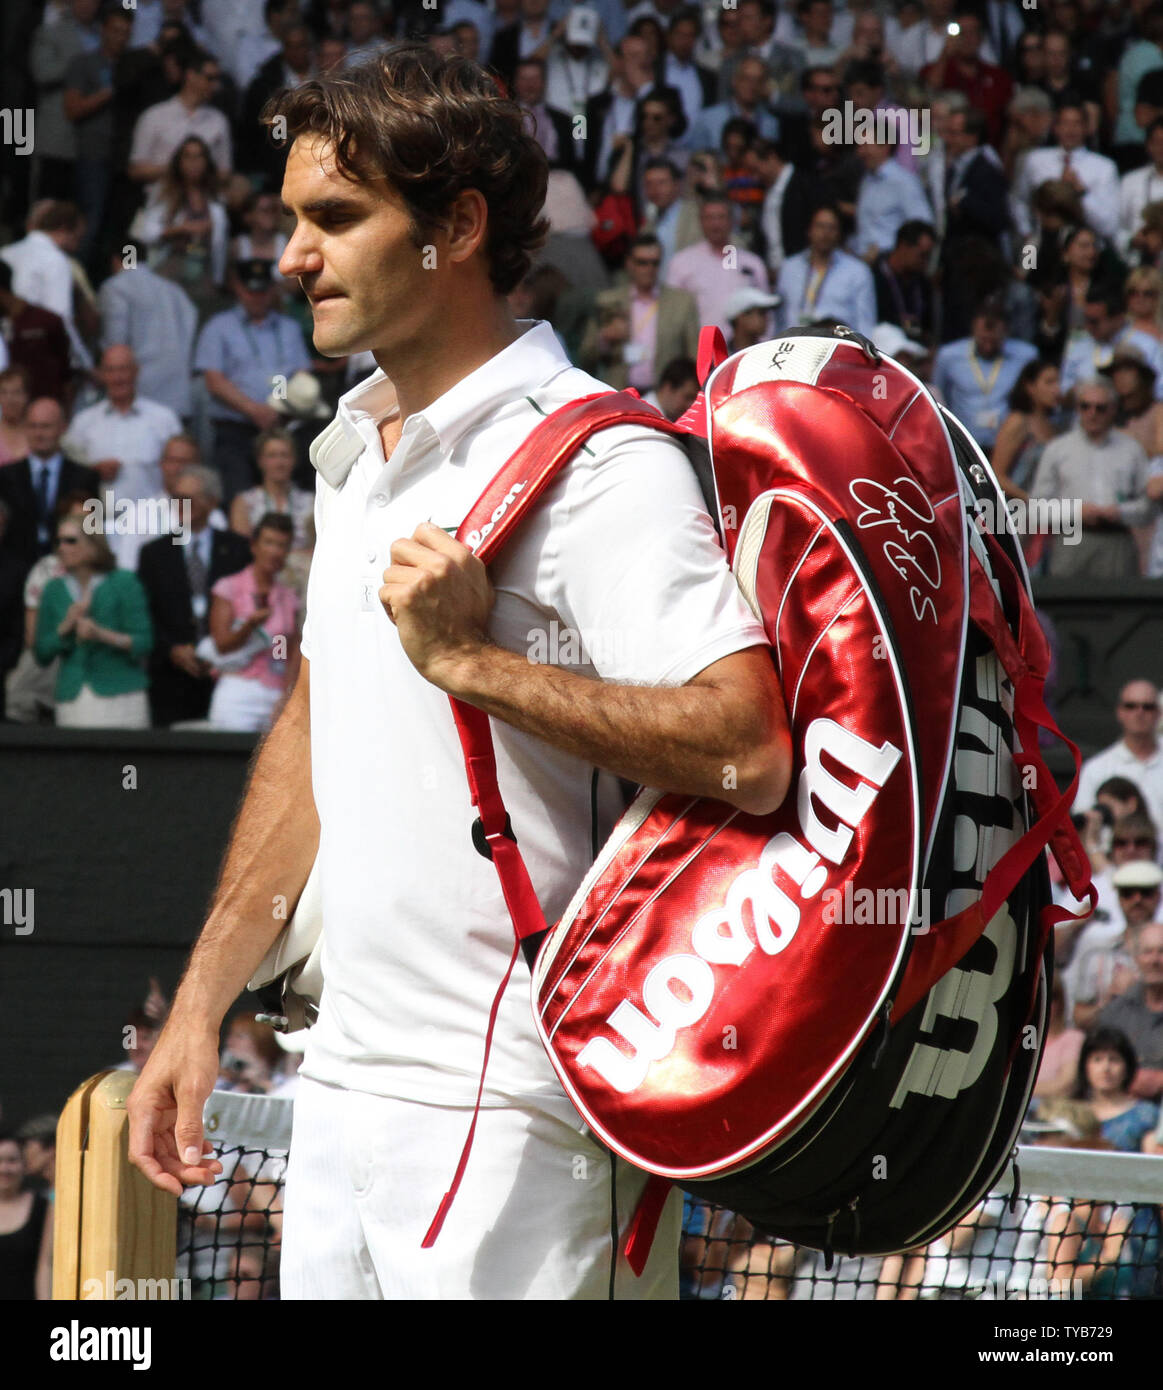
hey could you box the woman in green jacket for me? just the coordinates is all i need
[35,516,153,729]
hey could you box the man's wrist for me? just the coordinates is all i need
[426,634,500,698]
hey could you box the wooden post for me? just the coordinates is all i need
[53,1071,177,1300]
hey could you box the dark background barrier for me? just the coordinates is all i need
[1,579,1159,1126]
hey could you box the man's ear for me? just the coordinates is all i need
[444,188,490,267]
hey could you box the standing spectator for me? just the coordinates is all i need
[776,203,876,338]
[849,138,932,263]
[686,56,779,153]
[0,201,93,375]
[137,463,250,726]
[511,57,577,173]
[16,1118,57,1202]
[0,368,32,466]
[942,108,1011,250]
[0,263,71,407]
[1098,923,1163,1101]
[194,260,313,505]
[920,9,1014,148]
[666,192,771,337]
[991,358,1062,510]
[29,0,101,202]
[640,158,702,275]
[205,512,300,732]
[932,306,1038,453]
[794,0,841,68]
[345,0,392,66]
[543,8,609,128]
[1034,977,1085,1100]
[1039,25,1102,131]
[1032,224,1125,364]
[662,8,714,129]
[488,0,560,92]
[34,519,153,729]
[228,429,315,600]
[1059,287,1163,405]
[577,233,699,391]
[725,286,779,352]
[228,0,298,94]
[579,35,655,193]
[749,136,811,280]
[128,45,232,192]
[1012,101,1121,245]
[871,219,936,346]
[133,136,230,318]
[241,23,317,186]
[896,0,963,76]
[63,345,182,512]
[1119,119,1163,256]
[0,1133,51,1300]
[1073,1028,1160,1151]
[62,6,135,274]
[1111,3,1163,170]
[1075,681,1163,834]
[1071,865,1158,1030]
[0,398,98,579]
[97,242,198,421]
[1029,377,1154,579]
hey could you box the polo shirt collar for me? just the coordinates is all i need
[319,319,568,488]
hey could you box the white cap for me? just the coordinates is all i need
[566,5,600,47]
[871,321,927,360]
[725,287,781,322]
[1111,859,1163,891]
[267,369,332,420]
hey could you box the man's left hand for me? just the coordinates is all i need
[380,522,494,688]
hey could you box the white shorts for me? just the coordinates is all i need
[280,1075,681,1300]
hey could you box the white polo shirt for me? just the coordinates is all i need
[1074,739,1163,848]
[299,319,766,1107]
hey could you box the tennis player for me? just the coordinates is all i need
[127,43,791,1299]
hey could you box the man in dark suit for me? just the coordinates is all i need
[0,397,99,582]
[512,57,576,173]
[943,107,1011,246]
[137,462,250,726]
[240,22,316,185]
[872,218,937,346]
[487,0,558,93]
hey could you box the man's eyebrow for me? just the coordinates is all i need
[284,196,366,216]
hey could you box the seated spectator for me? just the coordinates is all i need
[1070,860,1161,1030]
[132,135,230,319]
[1002,86,1053,188]
[218,1014,285,1095]
[1029,377,1153,579]
[0,367,32,466]
[205,512,300,733]
[609,87,691,211]
[719,118,765,244]
[34,518,153,730]
[15,1117,57,1201]
[640,158,702,276]
[794,0,841,68]
[1034,977,1085,1099]
[228,428,314,600]
[1097,921,1163,1100]
[0,1132,51,1300]
[1059,286,1163,406]
[932,305,1038,454]
[990,358,1062,509]
[231,189,290,282]
[1039,25,1102,136]
[725,287,779,352]
[667,191,771,337]
[642,354,699,420]
[1073,1026,1160,1151]
[776,203,876,339]
[1124,265,1163,344]
[137,462,250,726]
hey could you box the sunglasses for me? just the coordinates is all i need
[1121,701,1159,711]
[1078,401,1111,411]
[632,257,662,267]
[56,536,80,546]
[1117,886,1158,898]
[1113,837,1157,850]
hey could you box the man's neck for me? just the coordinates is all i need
[886,247,912,275]
[372,296,525,426]
[809,249,833,270]
[1124,731,1158,758]
[1144,980,1163,1010]
[178,88,201,113]
[107,396,135,413]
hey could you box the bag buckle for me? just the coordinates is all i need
[472,813,517,861]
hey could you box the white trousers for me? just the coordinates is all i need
[208,674,281,732]
[280,1076,681,1300]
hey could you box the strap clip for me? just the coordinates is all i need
[472,813,517,861]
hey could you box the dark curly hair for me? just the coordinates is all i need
[261,43,549,295]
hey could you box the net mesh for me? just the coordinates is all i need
[176,1093,1163,1300]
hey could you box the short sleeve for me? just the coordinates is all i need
[210,572,235,601]
[193,316,226,374]
[544,427,768,686]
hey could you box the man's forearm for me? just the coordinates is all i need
[440,641,787,815]
[168,669,318,1026]
[202,369,260,421]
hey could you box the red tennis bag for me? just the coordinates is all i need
[439,324,1094,1264]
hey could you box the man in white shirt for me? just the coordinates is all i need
[1058,286,1163,406]
[1011,100,1120,244]
[0,200,93,372]
[64,344,181,511]
[1119,117,1163,255]
[1076,681,1163,834]
[128,46,232,188]
[128,43,789,1301]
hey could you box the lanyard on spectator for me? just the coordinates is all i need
[241,315,286,369]
[968,344,1002,395]
[804,261,830,313]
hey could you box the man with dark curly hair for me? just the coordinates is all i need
[127,43,789,1299]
